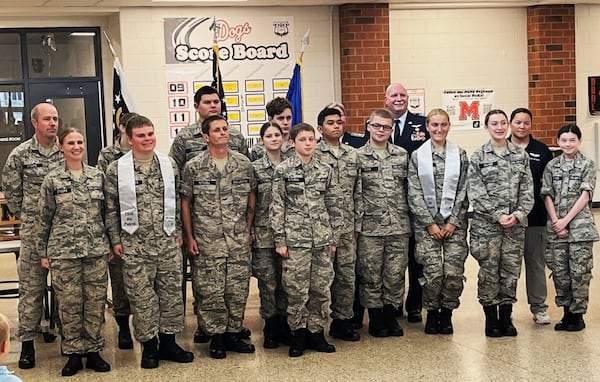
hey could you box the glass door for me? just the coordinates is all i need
[28,81,104,165]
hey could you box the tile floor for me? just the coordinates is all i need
[2,215,600,381]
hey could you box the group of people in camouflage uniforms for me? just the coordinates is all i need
[2,81,598,373]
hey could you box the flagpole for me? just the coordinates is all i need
[103,30,117,59]
[298,30,310,124]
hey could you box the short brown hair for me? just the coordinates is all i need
[125,115,154,138]
[369,108,394,122]
[201,115,227,135]
[58,127,84,144]
[290,123,315,141]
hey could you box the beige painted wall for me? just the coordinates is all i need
[389,7,529,156]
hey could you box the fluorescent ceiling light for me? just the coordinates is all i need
[70,32,96,36]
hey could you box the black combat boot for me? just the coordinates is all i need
[554,307,571,331]
[115,315,133,349]
[209,333,226,359]
[61,354,83,376]
[278,315,292,346]
[566,313,586,332]
[85,352,111,372]
[193,325,210,343]
[18,340,35,369]
[141,336,159,369]
[351,299,365,329]
[158,333,194,363]
[424,309,440,335]
[263,317,280,349]
[235,326,252,340]
[329,319,360,341]
[382,305,404,337]
[499,304,517,337]
[368,308,389,337]
[224,332,255,353]
[306,330,336,353]
[288,328,307,358]
[438,307,454,335]
[483,305,502,337]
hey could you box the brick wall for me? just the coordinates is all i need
[527,5,576,146]
[339,3,390,133]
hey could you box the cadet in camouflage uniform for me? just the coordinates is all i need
[270,123,337,358]
[105,115,193,369]
[251,122,288,349]
[355,108,410,338]
[407,109,469,335]
[180,115,256,359]
[170,86,248,173]
[37,128,111,377]
[169,86,249,344]
[467,109,534,338]
[96,112,138,350]
[2,102,64,369]
[248,97,295,161]
[314,107,360,342]
[541,124,599,332]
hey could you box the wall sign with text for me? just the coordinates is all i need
[164,16,295,141]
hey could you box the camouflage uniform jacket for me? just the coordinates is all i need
[249,141,294,162]
[354,142,411,236]
[541,151,599,243]
[252,154,278,248]
[37,164,110,260]
[104,153,181,252]
[1,135,64,237]
[467,140,534,234]
[180,150,256,253]
[96,139,128,174]
[407,142,470,229]
[314,140,358,236]
[169,121,249,173]
[270,155,335,248]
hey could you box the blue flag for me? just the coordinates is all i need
[286,59,302,126]
[112,57,136,139]
[211,44,227,119]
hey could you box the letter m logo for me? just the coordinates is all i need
[459,101,480,121]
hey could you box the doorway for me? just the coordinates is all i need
[28,81,104,165]
[0,27,105,174]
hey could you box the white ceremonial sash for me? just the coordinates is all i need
[156,152,176,236]
[117,151,176,236]
[417,140,460,219]
[118,151,139,234]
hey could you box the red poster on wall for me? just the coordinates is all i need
[589,76,600,116]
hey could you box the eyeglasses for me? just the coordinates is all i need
[368,122,393,131]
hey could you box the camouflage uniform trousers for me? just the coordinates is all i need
[330,231,357,320]
[193,247,252,335]
[122,250,184,342]
[282,246,334,333]
[470,225,525,306]
[545,241,594,314]
[357,234,409,309]
[414,228,468,310]
[108,256,130,317]
[251,247,287,319]
[16,240,60,341]
[51,256,107,354]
